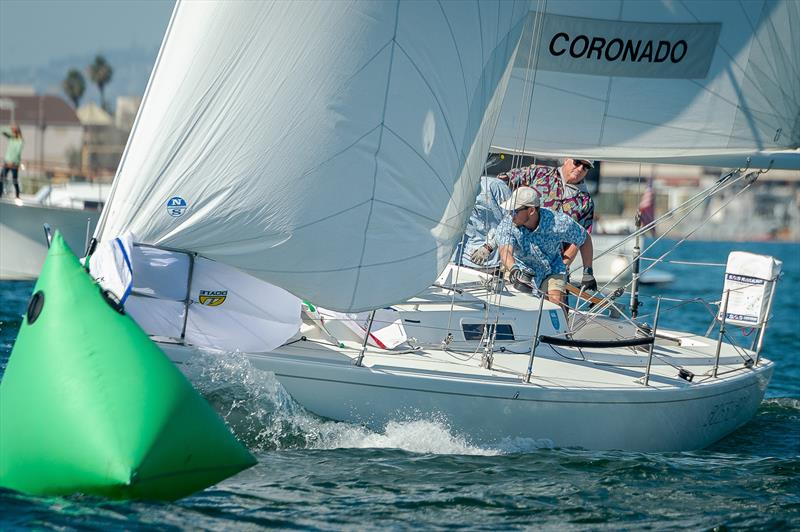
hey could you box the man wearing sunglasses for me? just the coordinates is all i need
[495,186,596,306]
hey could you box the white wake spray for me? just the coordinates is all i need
[176,348,553,455]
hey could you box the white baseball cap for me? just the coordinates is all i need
[500,186,540,211]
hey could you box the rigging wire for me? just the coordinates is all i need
[508,0,546,172]
[629,179,759,292]
[574,169,752,301]
[584,167,744,265]
[568,174,762,354]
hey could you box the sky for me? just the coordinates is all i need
[0,0,175,70]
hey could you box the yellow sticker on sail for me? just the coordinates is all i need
[199,290,227,306]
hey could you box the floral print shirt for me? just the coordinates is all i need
[499,164,594,233]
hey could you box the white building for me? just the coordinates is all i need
[0,86,82,170]
[115,96,141,131]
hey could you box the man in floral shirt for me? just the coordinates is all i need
[499,158,594,268]
[496,187,596,306]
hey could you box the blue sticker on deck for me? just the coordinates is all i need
[549,310,560,330]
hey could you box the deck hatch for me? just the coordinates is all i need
[462,323,515,341]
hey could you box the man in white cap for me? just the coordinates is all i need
[498,158,595,267]
[495,186,596,306]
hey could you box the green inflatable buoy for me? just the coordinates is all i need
[0,232,256,500]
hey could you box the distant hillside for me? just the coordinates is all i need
[0,46,159,111]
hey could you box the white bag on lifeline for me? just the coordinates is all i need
[718,251,782,327]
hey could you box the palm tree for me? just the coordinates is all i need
[88,55,113,112]
[62,69,86,109]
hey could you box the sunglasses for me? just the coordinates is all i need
[513,207,530,215]
[572,159,592,170]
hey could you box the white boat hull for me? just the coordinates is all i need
[162,340,772,452]
[0,200,99,280]
[257,356,768,451]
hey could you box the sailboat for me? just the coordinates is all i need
[0,181,110,279]
[84,0,797,452]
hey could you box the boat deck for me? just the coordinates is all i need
[265,326,764,394]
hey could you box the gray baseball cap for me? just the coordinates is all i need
[500,186,540,210]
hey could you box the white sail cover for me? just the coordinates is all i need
[89,235,302,352]
[492,0,800,169]
[97,0,528,312]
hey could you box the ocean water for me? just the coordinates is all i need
[1,240,798,530]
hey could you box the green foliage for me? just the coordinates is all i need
[88,55,114,112]
[62,69,86,109]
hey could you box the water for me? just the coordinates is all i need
[1,240,798,530]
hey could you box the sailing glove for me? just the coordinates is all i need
[581,267,597,291]
[470,243,493,265]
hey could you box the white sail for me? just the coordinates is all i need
[97,0,798,315]
[97,0,528,312]
[492,0,800,169]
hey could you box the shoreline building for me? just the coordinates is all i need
[0,85,82,177]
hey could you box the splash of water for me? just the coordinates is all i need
[763,397,799,410]
[176,349,554,456]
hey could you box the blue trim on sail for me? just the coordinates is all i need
[115,237,133,306]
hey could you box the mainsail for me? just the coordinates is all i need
[492,0,800,169]
[97,0,798,315]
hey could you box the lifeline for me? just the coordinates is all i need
[549,33,689,63]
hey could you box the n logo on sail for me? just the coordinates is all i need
[166,196,188,217]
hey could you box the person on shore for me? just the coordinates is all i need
[498,158,595,267]
[453,175,511,270]
[496,187,596,306]
[1,125,24,199]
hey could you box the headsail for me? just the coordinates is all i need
[492,0,800,169]
[97,0,527,312]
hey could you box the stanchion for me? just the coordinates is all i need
[525,294,546,383]
[713,290,730,377]
[355,310,376,367]
[643,297,662,386]
[754,280,778,366]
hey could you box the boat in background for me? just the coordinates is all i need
[0,182,110,279]
[571,229,676,287]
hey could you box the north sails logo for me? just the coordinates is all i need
[199,290,227,306]
[166,196,188,217]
